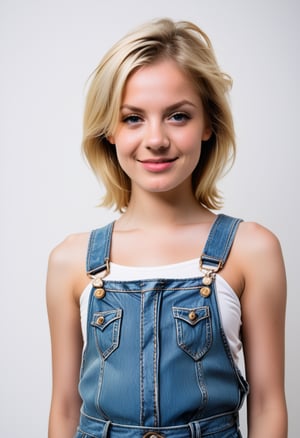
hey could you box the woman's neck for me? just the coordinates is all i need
[110,189,216,266]
[116,189,213,231]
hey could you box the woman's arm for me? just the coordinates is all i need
[46,234,89,438]
[239,222,288,437]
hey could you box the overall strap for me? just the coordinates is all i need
[200,214,243,271]
[86,222,114,276]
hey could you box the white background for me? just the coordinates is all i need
[0,0,299,436]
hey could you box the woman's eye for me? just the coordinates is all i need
[123,114,142,124]
[170,112,190,122]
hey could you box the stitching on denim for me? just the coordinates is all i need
[92,309,122,329]
[218,328,249,411]
[202,215,242,268]
[203,213,221,252]
[195,360,208,410]
[212,268,249,409]
[173,306,210,324]
[221,219,236,261]
[189,419,202,437]
[92,310,122,360]
[102,420,111,438]
[76,427,98,438]
[174,306,212,360]
[200,417,237,435]
[153,292,159,426]
[94,346,108,420]
[86,222,114,274]
[78,411,239,435]
[86,229,96,272]
[102,222,113,262]
[140,292,145,426]
[220,218,242,263]
[103,284,203,293]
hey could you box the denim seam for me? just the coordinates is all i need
[86,222,114,274]
[196,360,208,412]
[202,215,242,267]
[173,307,212,361]
[140,291,145,426]
[220,219,240,262]
[86,230,95,272]
[93,333,109,420]
[76,427,98,438]
[92,312,122,359]
[153,292,159,426]
[103,285,204,293]
[79,409,240,435]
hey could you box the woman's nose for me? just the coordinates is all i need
[143,121,170,151]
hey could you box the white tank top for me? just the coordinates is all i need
[80,258,242,364]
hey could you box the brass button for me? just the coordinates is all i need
[96,316,105,325]
[94,288,106,299]
[189,311,197,321]
[202,275,212,286]
[200,286,211,297]
[92,277,103,288]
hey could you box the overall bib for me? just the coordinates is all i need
[75,214,248,438]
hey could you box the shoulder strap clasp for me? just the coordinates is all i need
[199,214,243,273]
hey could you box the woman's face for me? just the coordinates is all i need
[109,59,211,198]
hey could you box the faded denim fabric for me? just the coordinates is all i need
[75,215,248,438]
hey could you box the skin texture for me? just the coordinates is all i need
[47,60,287,438]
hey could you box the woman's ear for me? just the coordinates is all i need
[107,135,115,144]
[202,126,212,141]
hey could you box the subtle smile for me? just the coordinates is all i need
[137,157,178,172]
[137,157,178,163]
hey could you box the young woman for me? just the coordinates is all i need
[47,18,287,438]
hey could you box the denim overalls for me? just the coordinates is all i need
[75,214,248,438]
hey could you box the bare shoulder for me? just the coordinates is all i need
[48,232,90,269]
[236,221,283,256]
[47,232,91,301]
[233,221,286,296]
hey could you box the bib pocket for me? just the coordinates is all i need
[172,306,212,360]
[91,309,122,359]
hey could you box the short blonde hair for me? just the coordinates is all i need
[82,18,235,211]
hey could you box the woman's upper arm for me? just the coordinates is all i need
[46,234,89,431]
[238,222,287,435]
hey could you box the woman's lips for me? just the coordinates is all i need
[137,157,178,172]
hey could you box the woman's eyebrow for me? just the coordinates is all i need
[120,100,197,112]
[165,100,198,111]
[120,104,144,112]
